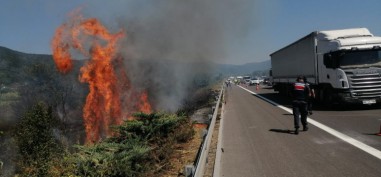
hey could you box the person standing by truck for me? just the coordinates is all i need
[292,76,311,135]
[303,76,315,115]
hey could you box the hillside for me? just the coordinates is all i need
[0,46,85,129]
[217,60,271,76]
[0,46,51,85]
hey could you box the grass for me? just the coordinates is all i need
[0,91,19,106]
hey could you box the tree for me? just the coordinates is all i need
[14,102,62,176]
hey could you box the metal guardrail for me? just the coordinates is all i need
[186,85,223,177]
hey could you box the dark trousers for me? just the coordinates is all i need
[292,100,308,129]
[307,98,313,112]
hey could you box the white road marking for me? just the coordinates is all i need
[238,85,381,160]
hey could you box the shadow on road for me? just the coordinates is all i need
[363,133,381,136]
[269,129,296,135]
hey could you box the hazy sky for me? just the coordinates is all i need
[1,0,381,65]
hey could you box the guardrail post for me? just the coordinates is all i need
[184,164,195,177]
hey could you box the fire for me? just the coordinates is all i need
[138,91,152,114]
[51,25,73,74]
[51,13,152,143]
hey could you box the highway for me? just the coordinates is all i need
[217,84,381,177]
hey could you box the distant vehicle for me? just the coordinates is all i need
[236,76,243,83]
[249,77,262,85]
[270,28,381,105]
[243,76,251,84]
[263,78,271,85]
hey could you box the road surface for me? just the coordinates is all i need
[217,84,381,177]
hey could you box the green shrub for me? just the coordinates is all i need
[14,102,62,176]
[58,112,194,176]
[13,112,196,176]
[62,142,150,177]
[0,91,19,107]
[1,91,19,100]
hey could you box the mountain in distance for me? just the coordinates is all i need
[0,45,272,85]
[216,60,271,76]
[0,46,85,87]
[0,46,52,85]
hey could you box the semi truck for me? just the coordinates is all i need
[270,28,381,105]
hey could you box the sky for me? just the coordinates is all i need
[1,0,381,65]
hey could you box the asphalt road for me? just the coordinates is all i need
[218,84,381,177]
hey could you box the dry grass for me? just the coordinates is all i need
[158,124,205,177]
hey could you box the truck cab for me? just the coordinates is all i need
[271,28,381,105]
[316,28,381,104]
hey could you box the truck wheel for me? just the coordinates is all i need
[323,88,334,107]
[317,89,324,103]
[278,85,285,95]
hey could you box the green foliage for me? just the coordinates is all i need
[63,142,151,177]
[0,91,19,100]
[119,112,183,141]
[11,110,194,176]
[0,72,13,85]
[0,47,23,85]
[25,63,54,82]
[0,91,19,113]
[14,102,62,176]
[0,47,21,68]
[58,112,194,177]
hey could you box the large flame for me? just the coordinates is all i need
[51,13,151,143]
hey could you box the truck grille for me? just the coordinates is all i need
[345,71,381,98]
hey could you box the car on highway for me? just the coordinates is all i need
[249,77,262,85]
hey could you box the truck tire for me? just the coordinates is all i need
[322,87,336,108]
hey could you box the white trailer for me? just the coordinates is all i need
[270,28,381,105]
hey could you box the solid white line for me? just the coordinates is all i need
[238,85,381,160]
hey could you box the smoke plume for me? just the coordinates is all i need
[80,0,258,111]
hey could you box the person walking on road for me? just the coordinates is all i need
[303,76,315,115]
[292,76,311,135]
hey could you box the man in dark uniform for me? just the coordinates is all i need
[292,76,311,135]
[303,76,315,115]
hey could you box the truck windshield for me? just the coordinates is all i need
[338,49,381,68]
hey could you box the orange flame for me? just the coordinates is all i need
[51,13,152,143]
[138,91,152,114]
[51,24,73,74]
